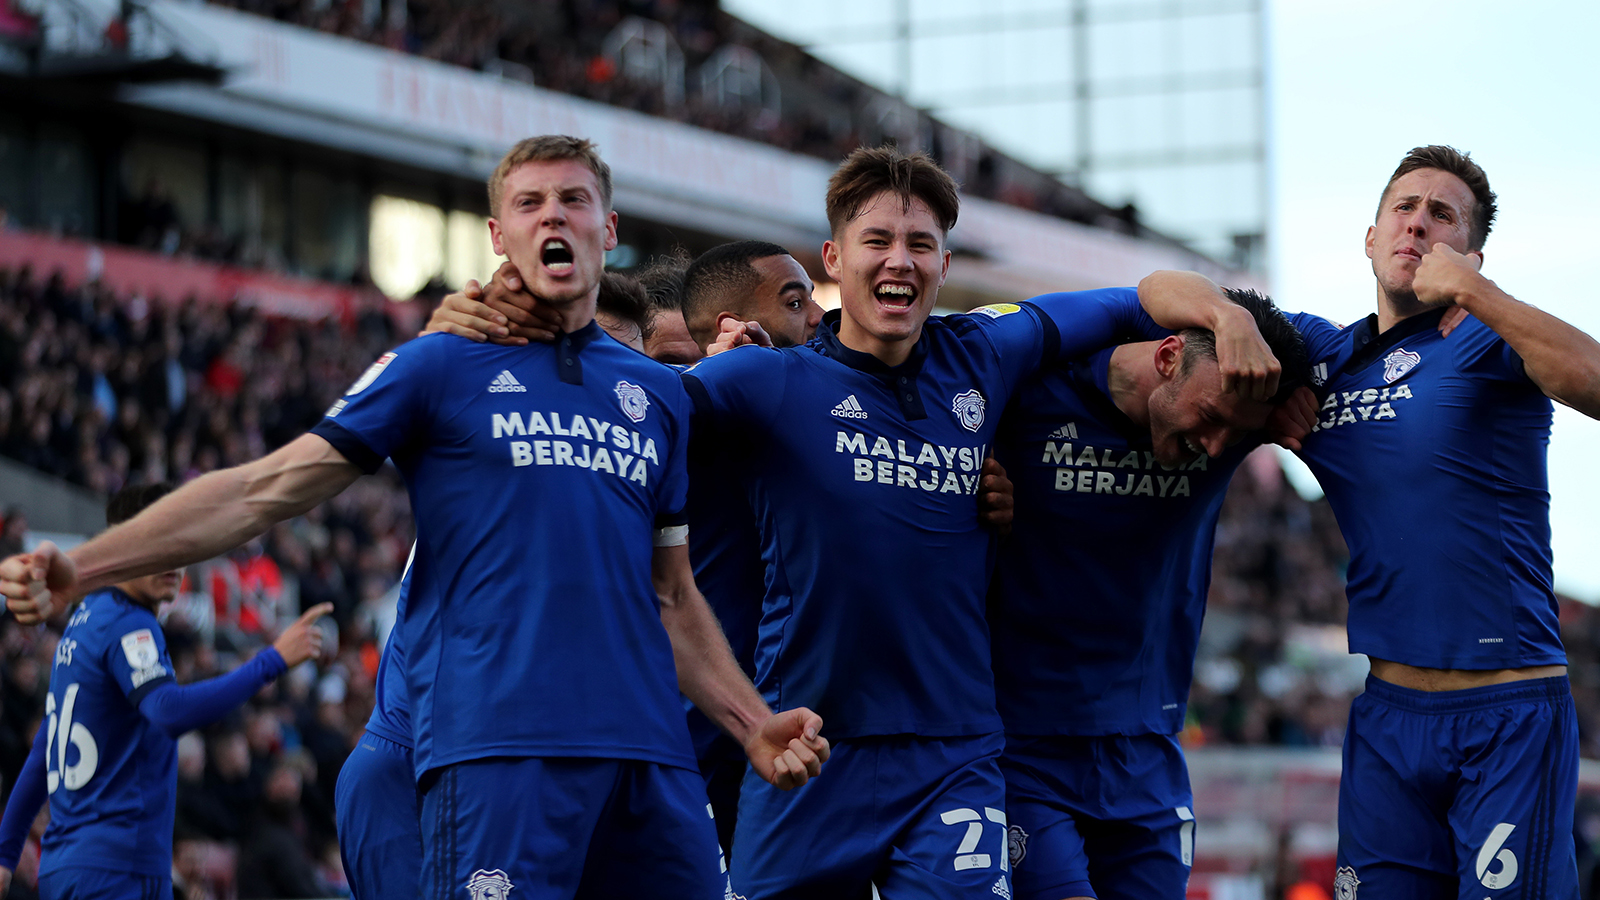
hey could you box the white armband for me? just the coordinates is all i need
[654,524,689,547]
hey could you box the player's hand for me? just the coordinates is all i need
[0,863,13,898]
[707,317,772,356]
[422,282,521,344]
[1438,306,1471,338]
[1413,244,1486,309]
[1265,385,1318,451]
[1212,304,1280,402]
[2,543,77,625]
[977,456,1014,537]
[744,707,829,790]
[479,262,564,342]
[271,602,334,667]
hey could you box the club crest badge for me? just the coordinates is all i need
[1007,824,1028,868]
[614,381,650,423]
[952,389,986,432]
[1333,866,1359,900]
[1382,348,1420,383]
[466,869,513,900]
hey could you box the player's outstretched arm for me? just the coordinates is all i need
[1414,245,1600,419]
[138,603,334,738]
[3,434,361,623]
[421,262,563,345]
[652,542,829,789]
[1138,271,1281,401]
[0,722,47,889]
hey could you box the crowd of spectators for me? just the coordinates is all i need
[2,264,1600,895]
[0,265,410,897]
[199,0,1129,231]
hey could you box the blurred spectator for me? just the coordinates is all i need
[235,756,332,898]
[0,506,25,557]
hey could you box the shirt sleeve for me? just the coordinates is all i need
[105,611,176,707]
[1286,311,1350,368]
[654,380,694,529]
[137,648,288,738]
[309,335,449,474]
[1451,316,1533,382]
[960,288,1167,393]
[679,346,787,434]
[0,723,47,869]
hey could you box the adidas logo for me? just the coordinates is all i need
[487,370,527,393]
[991,875,1011,899]
[1047,422,1078,439]
[831,395,868,419]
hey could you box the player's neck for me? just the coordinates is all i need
[837,313,921,368]
[1376,283,1428,334]
[1107,343,1158,427]
[542,292,600,336]
[114,581,161,612]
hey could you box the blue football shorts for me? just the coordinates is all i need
[335,731,422,900]
[419,755,726,900]
[1336,674,1579,900]
[1001,733,1193,900]
[731,732,1013,900]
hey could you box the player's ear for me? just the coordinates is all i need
[603,210,619,252]
[1363,225,1376,261]
[1155,335,1185,380]
[489,219,506,257]
[822,240,842,282]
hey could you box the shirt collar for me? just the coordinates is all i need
[813,310,929,379]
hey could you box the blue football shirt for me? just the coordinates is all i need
[311,325,698,774]
[990,348,1251,736]
[682,291,1160,739]
[39,589,178,878]
[1290,308,1561,669]
[363,550,413,749]
[682,436,766,761]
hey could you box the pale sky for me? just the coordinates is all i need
[728,0,1600,598]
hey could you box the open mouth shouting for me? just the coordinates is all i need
[542,238,575,274]
[875,282,917,312]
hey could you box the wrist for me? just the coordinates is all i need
[1208,301,1252,333]
[735,708,773,752]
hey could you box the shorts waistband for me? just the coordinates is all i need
[1362,673,1571,714]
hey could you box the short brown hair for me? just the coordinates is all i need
[825,145,960,238]
[487,135,613,216]
[1378,145,1497,250]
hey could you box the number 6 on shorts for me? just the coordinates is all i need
[940,807,1008,872]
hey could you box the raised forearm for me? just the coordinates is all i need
[72,435,361,593]
[655,549,769,747]
[1458,281,1600,419]
[1138,270,1251,332]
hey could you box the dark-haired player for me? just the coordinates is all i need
[0,482,331,900]
[684,145,1280,899]
[682,240,822,351]
[991,288,1310,900]
[1147,145,1600,898]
